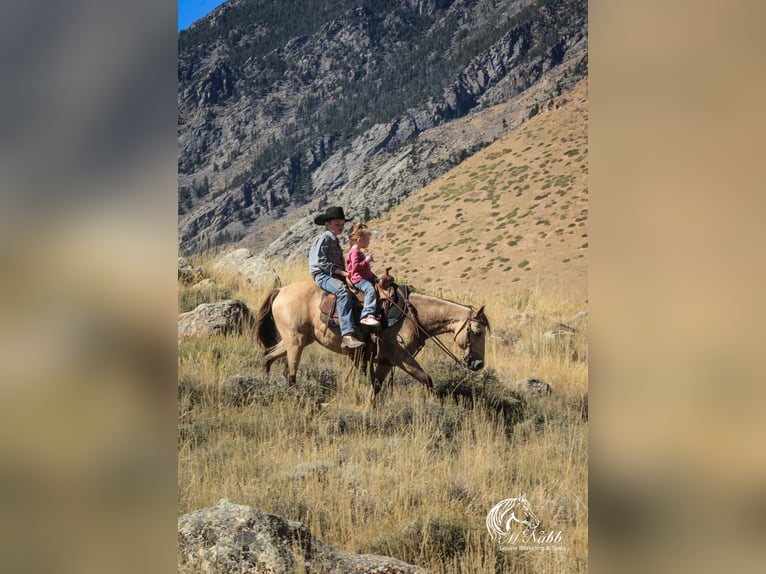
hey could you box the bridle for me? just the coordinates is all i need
[452,306,488,359]
[400,303,488,366]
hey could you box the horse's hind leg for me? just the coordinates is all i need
[284,336,307,386]
[263,342,286,374]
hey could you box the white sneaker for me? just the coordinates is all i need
[360,315,380,326]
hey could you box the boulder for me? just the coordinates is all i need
[213,248,282,290]
[178,300,253,337]
[512,377,552,396]
[178,257,205,285]
[191,278,219,289]
[178,498,425,573]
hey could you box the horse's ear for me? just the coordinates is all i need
[476,305,485,316]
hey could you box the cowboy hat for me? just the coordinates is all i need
[313,206,352,225]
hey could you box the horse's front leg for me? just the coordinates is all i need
[366,364,392,409]
[393,353,434,394]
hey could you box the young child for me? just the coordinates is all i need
[346,223,379,327]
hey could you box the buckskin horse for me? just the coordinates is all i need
[253,280,490,406]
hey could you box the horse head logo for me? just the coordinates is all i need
[486,495,541,542]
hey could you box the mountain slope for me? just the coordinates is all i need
[178,0,588,255]
[368,78,588,302]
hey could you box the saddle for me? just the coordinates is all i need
[319,292,342,328]
[319,267,409,329]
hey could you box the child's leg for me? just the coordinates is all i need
[357,279,377,318]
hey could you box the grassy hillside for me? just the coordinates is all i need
[179,266,587,572]
[369,79,588,303]
[178,79,588,572]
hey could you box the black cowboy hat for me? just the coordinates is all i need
[313,206,352,225]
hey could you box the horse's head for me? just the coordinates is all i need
[456,306,489,371]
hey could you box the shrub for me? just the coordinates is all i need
[366,514,468,565]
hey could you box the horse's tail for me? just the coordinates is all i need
[254,288,282,349]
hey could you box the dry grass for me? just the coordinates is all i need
[178,260,588,573]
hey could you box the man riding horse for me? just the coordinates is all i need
[255,204,489,406]
[308,206,365,349]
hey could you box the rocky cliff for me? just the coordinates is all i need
[178,0,587,256]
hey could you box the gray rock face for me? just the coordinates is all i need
[512,377,552,396]
[178,498,425,573]
[212,248,282,290]
[177,0,588,255]
[178,300,253,337]
[178,257,204,285]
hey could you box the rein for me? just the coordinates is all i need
[387,295,478,366]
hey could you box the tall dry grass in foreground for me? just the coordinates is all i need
[178,262,587,572]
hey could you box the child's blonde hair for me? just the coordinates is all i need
[348,222,371,245]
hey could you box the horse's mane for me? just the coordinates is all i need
[405,289,491,331]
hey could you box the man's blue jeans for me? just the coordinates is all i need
[314,275,356,336]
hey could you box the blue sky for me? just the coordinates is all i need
[178,0,228,31]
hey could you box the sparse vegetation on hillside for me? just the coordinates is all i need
[178,257,588,573]
[370,79,588,301]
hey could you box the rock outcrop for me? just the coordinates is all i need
[178,256,204,285]
[178,300,253,337]
[178,0,588,256]
[178,498,425,573]
[212,248,282,290]
[512,377,553,396]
